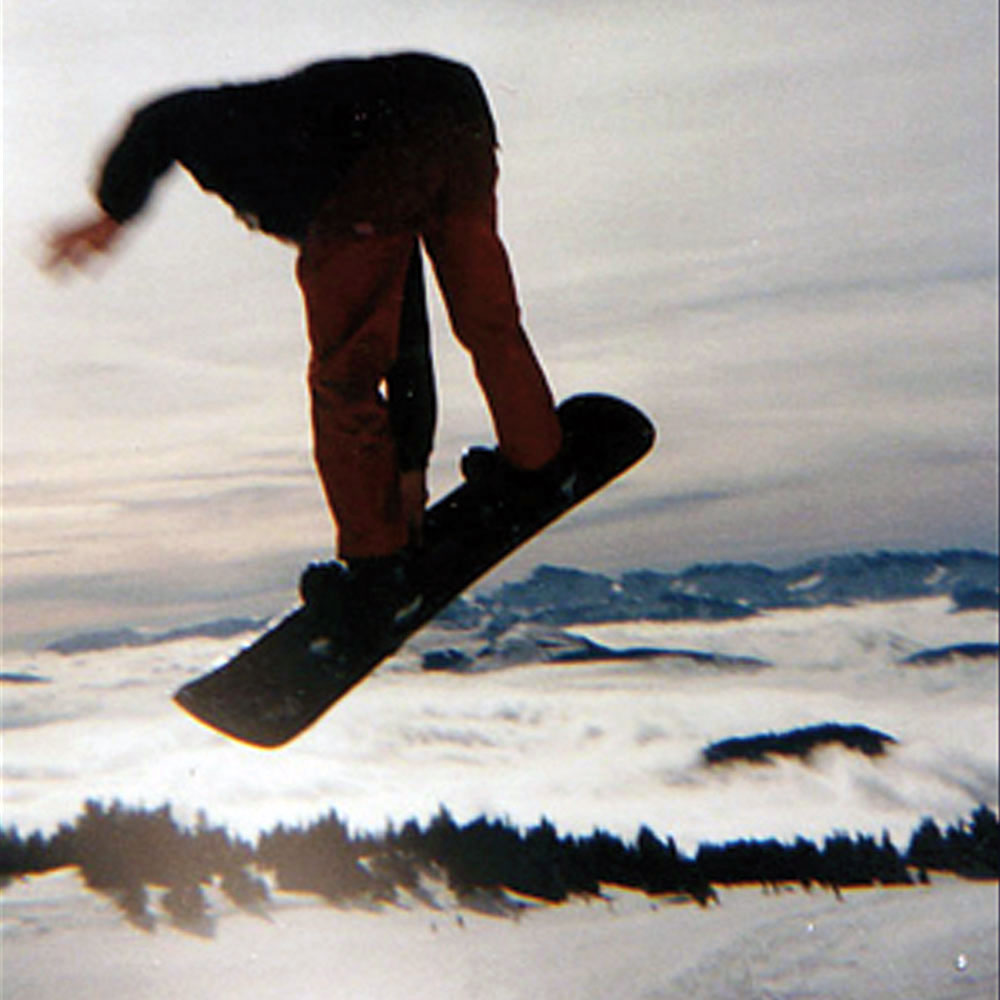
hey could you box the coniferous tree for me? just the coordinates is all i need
[907,818,947,872]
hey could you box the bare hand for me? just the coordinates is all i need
[44,213,123,272]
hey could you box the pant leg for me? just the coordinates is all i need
[296,230,416,559]
[422,194,562,470]
[386,245,436,473]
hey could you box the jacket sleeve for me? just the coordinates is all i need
[96,92,194,223]
[386,245,436,472]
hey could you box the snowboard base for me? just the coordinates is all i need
[174,394,655,747]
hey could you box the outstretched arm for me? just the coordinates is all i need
[45,212,124,272]
[45,90,190,274]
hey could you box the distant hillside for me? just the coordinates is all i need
[474,550,998,629]
[902,643,1000,666]
[422,624,770,673]
[44,549,997,655]
[427,550,996,643]
[703,723,897,765]
[46,618,269,656]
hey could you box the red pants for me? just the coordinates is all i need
[296,147,562,559]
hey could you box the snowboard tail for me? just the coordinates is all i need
[174,394,654,747]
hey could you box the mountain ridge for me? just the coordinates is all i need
[44,549,997,656]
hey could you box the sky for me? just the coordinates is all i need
[3,0,998,648]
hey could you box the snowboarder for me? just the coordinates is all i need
[47,52,565,634]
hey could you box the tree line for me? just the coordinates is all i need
[1,801,996,931]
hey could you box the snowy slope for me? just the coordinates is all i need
[2,867,996,1000]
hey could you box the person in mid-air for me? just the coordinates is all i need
[47,51,566,637]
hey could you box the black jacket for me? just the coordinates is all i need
[97,52,496,242]
[95,53,483,473]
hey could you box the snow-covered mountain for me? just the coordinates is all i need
[42,618,270,656]
[467,549,999,630]
[38,549,999,658]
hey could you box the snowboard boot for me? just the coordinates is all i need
[460,444,578,510]
[300,551,423,647]
[299,560,351,636]
[344,552,424,639]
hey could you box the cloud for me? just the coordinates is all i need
[561,488,744,533]
[3,0,996,642]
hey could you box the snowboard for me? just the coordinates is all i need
[174,394,654,747]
